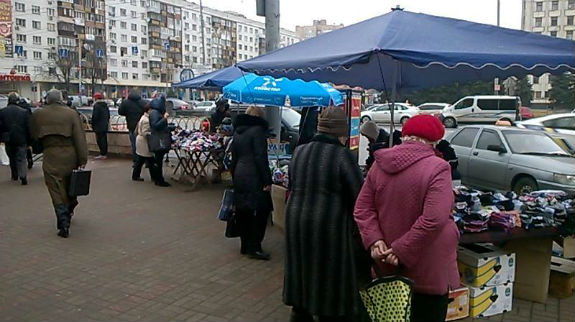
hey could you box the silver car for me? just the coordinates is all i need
[448,125,575,195]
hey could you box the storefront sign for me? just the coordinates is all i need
[0,0,13,58]
[348,92,362,150]
[0,73,31,81]
[268,143,289,155]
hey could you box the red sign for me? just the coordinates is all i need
[0,73,30,81]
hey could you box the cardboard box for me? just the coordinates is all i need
[468,283,513,318]
[457,244,516,287]
[271,184,288,232]
[564,236,575,259]
[549,256,575,298]
[503,237,553,303]
[446,287,469,321]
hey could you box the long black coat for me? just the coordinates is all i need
[284,134,365,318]
[0,104,29,146]
[118,93,144,133]
[230,114,273,212]
[91,101,110,132]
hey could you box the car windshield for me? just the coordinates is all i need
[196,102,213,107]
[419,104,444,111]
[282,108,301,129]
[504,131,570,155]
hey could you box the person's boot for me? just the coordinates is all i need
[20,177,27,185]
[55,204,71,238]
[290,307,314,322]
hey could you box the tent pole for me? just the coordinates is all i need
[389,60,399,147]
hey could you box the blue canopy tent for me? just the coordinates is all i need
[237,9,575,141]
[172,66,244,90]
[222,73,344,107]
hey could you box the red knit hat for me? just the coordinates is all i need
[402,114,445,142]
[93,92,104,100]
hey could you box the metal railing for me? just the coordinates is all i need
[82,115,209,132]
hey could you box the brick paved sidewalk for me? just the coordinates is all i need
[0,159,573,322]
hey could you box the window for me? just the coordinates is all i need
[110,58,117,66]
[132,61,138,68]
[536,1,543,12]
[567,30,574,40]
[131,11,137,18]
[131,36,137,43]
[184,44,189,51]
[238,44,242,50]
[451,128,479,148]
[569,16,574,25]
[535,17,542,27]
[141,38,147,44]
[32,21,41,29]
[132,73,138,80]
[192,24,197,31]
[477,99,501,111]
[192,13,197,20]
[109,20,116,27]
[110,45,117,53]
[141,50,147,57]
[541,91,547,98]
[121,34,127,42]
[122,72,129,79]
[33,51,42,60]
[185,22,189,29]
[239,53,243,59]
[110,71,118,78]
[551,0,558,11]
[192,46,197,52]
[121,60,128,67]
[110,32,116,40]
[33,36,41,45]
[131,24,137,31]
[142,62,148,68]
[120,8,126,16]
[533,76,539,84]
[47,23,55,31]
[476,130,503,150]
[454,98,474,110]
[551,17,558,26]
[534,91,542,99]
[551,31,558,37]
[32,5,40,14]
[15,2,25,12]
[34,66,42,73]
[131,0,136,5]
[47,38,55,46]
[16,34,26,42]
[239,35,242,41]
[543,117,575,130]
[121,21,127,29]
[569,0,575,10]
[16,65,27,73]
[141,25,147,33]
[16,18,26,27]
[48,8,55,16]
[192,35,197,41]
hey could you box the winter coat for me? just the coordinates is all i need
[230,114,273,212]
[284,133,365,318]
[210,109,231,132]
[135,113,152,158]
[118,93,144,133]
[91,101,110,132]
[0,104,29,146]
[354,141,460,295]
[149,96,168,133]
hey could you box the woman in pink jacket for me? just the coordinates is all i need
[354,115,460,322]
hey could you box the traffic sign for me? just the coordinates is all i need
[132,46,139,55]
[96,49,104,58]
[58,48,68,58]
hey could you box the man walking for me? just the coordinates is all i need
[30,89,88,238]
[91,92,110,160]
[0,92,30,185]
[118,90,144,165]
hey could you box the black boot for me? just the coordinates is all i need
[55,204,71,238]
[20,177,27,185]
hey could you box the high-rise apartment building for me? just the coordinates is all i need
[522,0,575,106]
[295,19,343,40]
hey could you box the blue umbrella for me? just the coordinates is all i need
[172,66,244,90]
[222,73,343,107]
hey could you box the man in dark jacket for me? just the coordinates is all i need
[148,95,171,187]
[436,139,461,184]
[209,99,230,132]
[0,92,30,184]
[119,90,144,164]
[90,92,110,160]
[16,97,34,169]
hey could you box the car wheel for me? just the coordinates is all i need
[513,176,538,195]
[361,116,371,123]
[443,117,457,128]
[400,116,409,125]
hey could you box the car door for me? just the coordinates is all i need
[468,129,512,190]
[373,104,390,123]
[448,127,480,185]
[452,98,475,123]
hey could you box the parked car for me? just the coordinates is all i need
[360,103,418,125]
[194,101,217,112]
[0,94,7,109]
[447,125,575,195]
[166,98,191,111]
[516,113,575,154]
[519,106,534,120]
[69,95,93,107]
[441,95,520,128]
[417,103,450,115]
[76,107,127,131]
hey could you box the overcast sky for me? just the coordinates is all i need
[200,0,523,31]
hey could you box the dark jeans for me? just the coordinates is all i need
[411,293,449,322]
[128,130,137,163]
[95,131,108,156]
[153,152,167,183]
[132,156,158,181]
[237,208,269,253]
[5,143,27,180]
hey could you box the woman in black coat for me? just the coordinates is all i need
[230,106,273,260]
[148,96,171,187]
[90,93,110,159]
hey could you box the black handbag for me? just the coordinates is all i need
[68,169,92,196]
[225,212,241,238]
[217,189,234,221]
[147,131,172,154]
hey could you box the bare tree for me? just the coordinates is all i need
[83,38,107,95]
[48,48,78,93]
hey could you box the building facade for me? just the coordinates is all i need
[295,19,343,40]
[0,0,300,101]
[522,0,575,106]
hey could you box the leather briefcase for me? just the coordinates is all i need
[68,169,92,196]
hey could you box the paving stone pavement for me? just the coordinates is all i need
[0,158,573,322]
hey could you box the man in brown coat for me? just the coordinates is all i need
[30,89,88,238]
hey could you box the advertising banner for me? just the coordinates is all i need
[348,92,362,150]
[0,0,13,58]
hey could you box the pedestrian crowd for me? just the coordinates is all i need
[2,88,460,321]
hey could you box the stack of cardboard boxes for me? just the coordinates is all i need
[447,244,516,320]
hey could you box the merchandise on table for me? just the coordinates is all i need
[173,129,226,152]
[457,244,516,288]
[453,186,574,235]
[269,159,290,188]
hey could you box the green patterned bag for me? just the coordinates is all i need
[359,275,414,322]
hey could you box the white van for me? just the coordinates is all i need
[441,95,520,128]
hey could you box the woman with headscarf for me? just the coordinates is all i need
[284,107,367,322]
[354,115,459,322]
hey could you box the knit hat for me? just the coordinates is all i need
[93,92,104,100]
[360,121,380,141]
[317,107,348,137]
[402,115,445,142]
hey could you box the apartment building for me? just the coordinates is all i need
[295,19,343,40]
[522,0,575,106]
[0,0,300,100]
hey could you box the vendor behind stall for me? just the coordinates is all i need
[210,99,231,132]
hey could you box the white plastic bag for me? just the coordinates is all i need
[0,143,9,165]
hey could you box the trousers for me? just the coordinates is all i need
[5,143,27,180]
[132,156,161,182]
[411,293,449,322]
[95,131,108,156]
[152,152,167,184]
[128,130,137,163]
[237,208,269,253]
